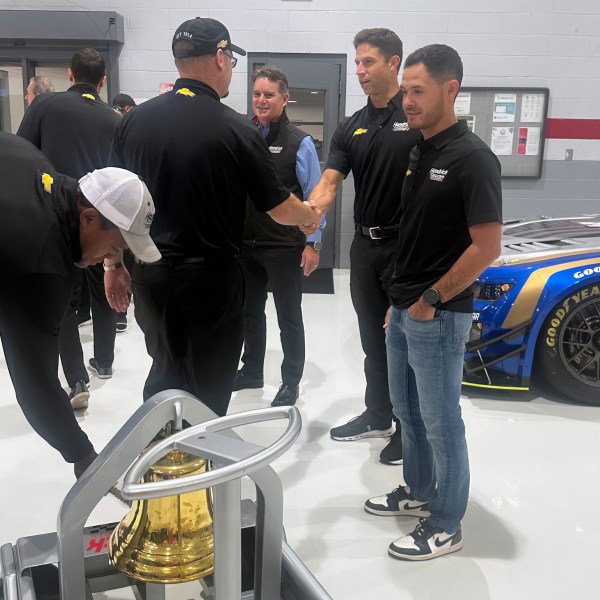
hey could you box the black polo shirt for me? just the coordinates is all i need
[326,90,419,227]
[17,83,120,179]
[109,78,290,260]
[389,120,502,312]
[0,133,81,282]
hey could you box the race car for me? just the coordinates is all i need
[463,216,600,406]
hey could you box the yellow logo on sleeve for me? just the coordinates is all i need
[82,93,95,101]
[176,88,196,97]
[353,128,368,136]
[42,172,54,193]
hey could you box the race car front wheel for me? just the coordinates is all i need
[537,283,600,406]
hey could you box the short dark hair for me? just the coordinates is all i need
[76,187,116,230]
[29,76,54,95]
[251,65,289,96]
[353,28,403,72]
[404,44,463,87]
[70,48,106,86]
[112,93,136,109]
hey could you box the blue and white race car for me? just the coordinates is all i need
[463,216,600,405]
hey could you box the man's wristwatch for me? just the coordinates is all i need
[422,287,442,308]
[307,241,322,252]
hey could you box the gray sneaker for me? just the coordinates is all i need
[364,485,430,517]
[69,380,90,410]
[89,357,113,379]
[330,415,393,441]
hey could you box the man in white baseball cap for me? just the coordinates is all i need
[0,133,159,478]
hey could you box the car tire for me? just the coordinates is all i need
[536,283,600,405]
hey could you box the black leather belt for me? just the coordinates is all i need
[355,224,400,240]
[133,256,206,265]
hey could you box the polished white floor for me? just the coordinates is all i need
[1,269,599,599]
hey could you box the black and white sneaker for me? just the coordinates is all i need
[69,380,90,410]
[388,518,463,561]
[330,415,393,441]
[379,429,403,465]
[364,485,430,517]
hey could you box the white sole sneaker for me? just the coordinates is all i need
[331,426,394,441]
[70,390,90,410]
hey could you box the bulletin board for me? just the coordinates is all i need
[456,87,549,179]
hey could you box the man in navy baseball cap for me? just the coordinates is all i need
[172,17,246,59]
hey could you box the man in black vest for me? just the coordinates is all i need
[234,66,325,407]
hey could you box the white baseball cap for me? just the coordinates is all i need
[78,167,161,263]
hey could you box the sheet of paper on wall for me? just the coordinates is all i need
[491,126,514,155]
[457,114,476,133]
[516,126,541,156]
[455,92,471,115]
[493,93,517,122]
[520,94,545,122]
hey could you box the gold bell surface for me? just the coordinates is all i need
[108,449,214,583]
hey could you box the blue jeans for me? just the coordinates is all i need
[386,307,472,533]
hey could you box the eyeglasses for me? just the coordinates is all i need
[222,51,237,68]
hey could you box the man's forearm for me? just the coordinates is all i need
[268,194,319,226]
[307,169,344,213]
[434,225,502,303]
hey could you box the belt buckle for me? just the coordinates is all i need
[369,226,383,240]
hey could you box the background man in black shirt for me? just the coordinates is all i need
[309,29,419,465]
[364,45,502,561]
[18,48,121,407]
[0,133,160,478]
[109,18,320,418]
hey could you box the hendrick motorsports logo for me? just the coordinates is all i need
[574,266,600,278]
[429,168,448,182]
[269,146,283,154]
[392,122,410,132]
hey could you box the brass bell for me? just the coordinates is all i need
[108,449,214,583]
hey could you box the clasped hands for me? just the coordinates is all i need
[299,201,322,236]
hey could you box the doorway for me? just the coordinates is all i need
[247,54,346,285]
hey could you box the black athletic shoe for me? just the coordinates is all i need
[330,415,393,441]
[116,316,128,333]
[89,357,113,379]
[364,485,430,517]
[379,429,403,465]
[388,518,463,561]
[271,384,299,407]
[232,369,264,391]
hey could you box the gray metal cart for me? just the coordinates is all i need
[0,390,332,600]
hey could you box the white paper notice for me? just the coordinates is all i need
[457,114,476,133]
[520,94,545,122]
[525,126,540,155]
[455,92,471,115]
[491,127,514,155]
[493,93,517,122]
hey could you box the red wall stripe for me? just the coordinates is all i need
[545,118,600,140]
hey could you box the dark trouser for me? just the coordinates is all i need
[132,258,245,417]
[59,267,88,387]
[349,231,399,429]
[117,250,134,324]
[0,275,94,463]
[59,265,116,383]
[239,245,305,387]
[86,264,116,368]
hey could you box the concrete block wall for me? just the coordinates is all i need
[2,1,599,267]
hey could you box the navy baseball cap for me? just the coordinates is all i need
[172,17,246,58]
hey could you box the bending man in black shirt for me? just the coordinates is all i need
[364,45,502,561]
[109,18,321,417]
[0,133,160,478]
[309,29,419,465]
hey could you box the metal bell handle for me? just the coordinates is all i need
[121,405,301,500]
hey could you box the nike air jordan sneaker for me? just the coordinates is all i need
[388,517,463,561]
[364,485,430,517]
